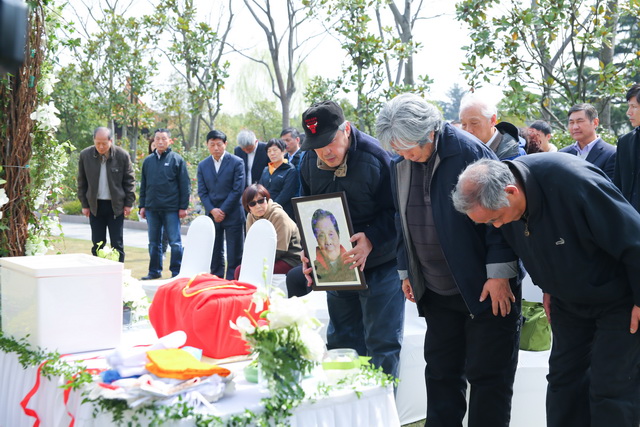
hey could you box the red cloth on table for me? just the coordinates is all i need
[149,274,265,359]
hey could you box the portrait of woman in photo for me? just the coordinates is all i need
[311,209,358,283]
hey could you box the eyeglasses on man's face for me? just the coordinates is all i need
[248,197,267,208]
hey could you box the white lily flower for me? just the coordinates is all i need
[267,295,308,329]
[299,326,326,362]
[229,316,255,337]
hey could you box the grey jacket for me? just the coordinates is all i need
[77,144,136,216]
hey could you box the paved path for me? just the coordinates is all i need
[54,214,191,249]
[54,220,150,249]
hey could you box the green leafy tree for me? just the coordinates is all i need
[155,0,233,149]
[66,0,158,158]
[456,0,640,130]
[51,64,101,149]
[240,0,317,129]
[306,0,431,134]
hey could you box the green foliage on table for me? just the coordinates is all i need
[0,325,395,426]
[0,331,94,391]
[249,323,315,401]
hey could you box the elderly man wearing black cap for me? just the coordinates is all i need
[290,100,404,378]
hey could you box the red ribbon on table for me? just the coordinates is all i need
[20,360,47,427]
[63,368,104,427]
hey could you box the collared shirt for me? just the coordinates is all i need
[287,149,300,161]
[97,155,111,200]
[571,137,599,159]
[212,151,225,173]
[246,147,256,185]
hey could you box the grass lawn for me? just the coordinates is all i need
[46,237,174,280]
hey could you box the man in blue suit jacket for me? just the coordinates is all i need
[234,129,269,186]
[198,130,246,279]
[560,103,616,180]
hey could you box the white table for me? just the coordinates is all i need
[0,327,400,427]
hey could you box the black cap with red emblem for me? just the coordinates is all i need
[300,100,345,150]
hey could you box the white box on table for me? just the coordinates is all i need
[1,253,123,354]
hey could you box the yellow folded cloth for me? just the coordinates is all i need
[146,348,231,380]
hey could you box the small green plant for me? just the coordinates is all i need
[61,200,83,215]
[127,209,139,221]
[96,242,120,262]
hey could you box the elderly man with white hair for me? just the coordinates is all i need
[234,129,269,186]
[376,93,521,427]
[459,93,525,160]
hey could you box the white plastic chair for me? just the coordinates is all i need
[142,215,216,301]
[238,219,277,290]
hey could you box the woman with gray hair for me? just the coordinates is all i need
[377,93,521,426]
[376,93,442,155]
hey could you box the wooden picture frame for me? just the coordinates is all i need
[291,192,367,291]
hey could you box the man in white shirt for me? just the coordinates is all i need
[559,103,616,180]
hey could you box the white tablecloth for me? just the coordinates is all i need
[0,334,400,427]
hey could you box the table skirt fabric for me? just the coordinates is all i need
[0,349,400,427]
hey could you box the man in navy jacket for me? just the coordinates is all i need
[198,130,245,279]
[294,100,404,378]
[454,154,640,427]
[139,129,190,279]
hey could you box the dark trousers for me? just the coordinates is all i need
[286,265,313,297]
[210,218,243,280]
[547,296,640,427]
[89,199,124,262]
[420,288,520,427]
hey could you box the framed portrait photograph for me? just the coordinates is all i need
[291,192,367,291]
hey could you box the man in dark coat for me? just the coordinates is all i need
[292,100,405,378]
[198,130,245,279]
[234,129,269,186]
[614,83,640,211]
[453,153,640,427]
[560,103,616,180]
[77,127,136,262]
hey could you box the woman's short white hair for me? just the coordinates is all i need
[376,93,443,151]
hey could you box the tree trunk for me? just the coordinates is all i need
[597,0,619,130]
[187,110,201,150]
[130,124,139,162]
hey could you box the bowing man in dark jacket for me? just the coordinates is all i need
[198,130,245,280]
[234,129,269,187]
[454,154,640,427]
[560,103,616,180]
